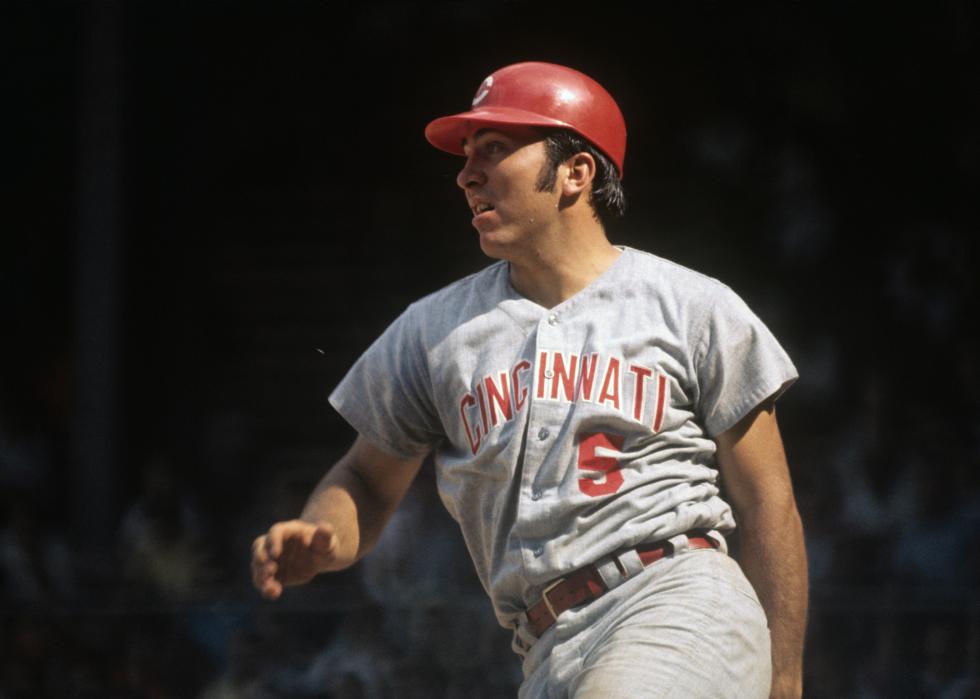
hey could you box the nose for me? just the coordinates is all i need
[456,153,486,190]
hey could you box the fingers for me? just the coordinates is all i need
[266,522,287,559]
[251,534,282,598]
[250,521,337,599]
[262,578,283,600]
[307,523,337,558]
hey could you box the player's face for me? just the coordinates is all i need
[457,127,561,258]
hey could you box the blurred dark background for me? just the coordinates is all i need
[2,2,978,697]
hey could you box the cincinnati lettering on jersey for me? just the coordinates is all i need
[459,351,669,455]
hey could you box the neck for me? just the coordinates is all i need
[508,221,621,308]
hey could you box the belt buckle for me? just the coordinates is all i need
[540,578,564,623]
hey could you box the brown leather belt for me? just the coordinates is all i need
[524,533,719,637]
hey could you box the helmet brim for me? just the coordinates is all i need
[424,107,572,156]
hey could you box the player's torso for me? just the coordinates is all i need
[420,249,735,621]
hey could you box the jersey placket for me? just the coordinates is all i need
[514,307,575,579]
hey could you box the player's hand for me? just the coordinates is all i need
[250,520,338,600]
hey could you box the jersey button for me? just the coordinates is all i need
[547,313,559,326]
[531,488,543,501]
[532,545,544,557]
[538,427,550,440]
[544,369,555,379]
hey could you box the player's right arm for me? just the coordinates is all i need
[250,434,425,600]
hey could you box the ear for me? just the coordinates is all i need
[560,152,597,197]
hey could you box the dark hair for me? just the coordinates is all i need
[534,130,626,229]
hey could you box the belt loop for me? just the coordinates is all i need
[705,529,728,554]
[594,555,624,589]
[614,548,645,578]
[667,532,690,554]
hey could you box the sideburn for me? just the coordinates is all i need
[534,158,559,193]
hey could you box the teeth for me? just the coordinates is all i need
[475,203,494,214]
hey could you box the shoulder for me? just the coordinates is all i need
[410,261,508,313]
[619,246,737,308]
[398,261,511,333]
[416,260,508,305]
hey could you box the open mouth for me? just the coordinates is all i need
[473,203,495,215]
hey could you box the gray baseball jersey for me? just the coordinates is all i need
[329,246,797,629]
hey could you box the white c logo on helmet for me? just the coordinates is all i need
[472,75,493,107]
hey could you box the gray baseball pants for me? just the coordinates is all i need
[514,540,772,698]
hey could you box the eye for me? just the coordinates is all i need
[483,140,507,155]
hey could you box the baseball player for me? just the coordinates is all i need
[251,62,807,698]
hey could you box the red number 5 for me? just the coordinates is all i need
[577,432,625,497]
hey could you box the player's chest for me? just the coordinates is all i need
[429,310,692,456]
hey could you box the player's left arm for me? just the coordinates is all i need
[715,399,807,699]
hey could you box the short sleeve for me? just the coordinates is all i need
[328,303,444,459]
[693,284,798,437]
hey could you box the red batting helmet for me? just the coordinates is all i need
[425,62,627,178]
